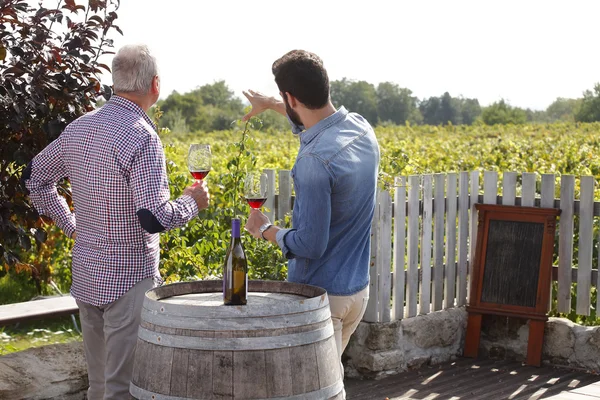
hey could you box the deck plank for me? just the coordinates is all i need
[345,358,600,400]
[0,296,78,325]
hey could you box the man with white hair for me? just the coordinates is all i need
[23,44,209,399]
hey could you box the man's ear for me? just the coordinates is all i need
[285,92,298,108]
[151,75,160,95]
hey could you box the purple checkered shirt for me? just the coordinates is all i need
[25,96,198,306]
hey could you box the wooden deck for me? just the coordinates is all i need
[345,358,600,400]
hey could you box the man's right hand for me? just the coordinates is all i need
[242,90,286,120]
[183,180,210,211]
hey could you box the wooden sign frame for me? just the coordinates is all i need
[464,204,560,366]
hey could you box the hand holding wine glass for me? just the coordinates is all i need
[187,144,212,182]
[183,180,210,211]
[244,172,268,209]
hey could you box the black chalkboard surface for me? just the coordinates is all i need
[480,220,544,307]
[464,204,561,367]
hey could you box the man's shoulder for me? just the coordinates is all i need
[72,103,155,138]
[343,111,375,134]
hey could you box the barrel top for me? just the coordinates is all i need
[144,280,329,318]
[160,291,305,307]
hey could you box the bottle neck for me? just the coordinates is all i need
[231,218,241,239]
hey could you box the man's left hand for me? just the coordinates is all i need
[245,209,270,239]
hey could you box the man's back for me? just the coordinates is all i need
[64,97,156,251]
[286,107,380,295]
[59,97,163,305]
[26,95,199,306]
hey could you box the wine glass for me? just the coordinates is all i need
[244,172,268,209]
[187,144,212,182]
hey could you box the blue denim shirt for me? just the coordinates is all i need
[275,106,380,296]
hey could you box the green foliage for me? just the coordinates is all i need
[418,93,481,125]
[547,97,582,122]
[156,81,292,133]
[376,82,419,125]
[154,78,600,130]
[155,111,288,284]
[481,100,528,125]
[575,83,600,123]
[331,78,379,125]
[0,0,120,291]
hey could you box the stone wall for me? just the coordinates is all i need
[0,341,87,400]
[343,307,468,379]
[479,315,600,372]
[344,308,600,379]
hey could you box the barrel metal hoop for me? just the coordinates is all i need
[137,324,334,351]
[143,294,329,319]
[130,380,344,400]
[141,304,332,331]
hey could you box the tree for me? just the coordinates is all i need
[525,109,549,123]
[158,81,245,132]
[481,100,528,125]
[376,82,418,125]
[546,97,581,122]
[331,78,378,125]
[0,0,120,284]
[419,92,465,125]
[575,84,600,123]
[459,98,482,125]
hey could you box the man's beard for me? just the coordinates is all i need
[284,96,304,127]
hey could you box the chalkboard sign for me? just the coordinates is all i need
[464,204,560,367]
[480,220,544,307]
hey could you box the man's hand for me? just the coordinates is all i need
[242,90,286,121]
[71,232,77,240]
[183,180,210,211]
[245,209,271,239]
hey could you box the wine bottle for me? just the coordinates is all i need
[223,218,248,305]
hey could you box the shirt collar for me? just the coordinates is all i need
[299,106,348,145]
[108,95,157,130]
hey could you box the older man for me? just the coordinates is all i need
[23,44,209,400]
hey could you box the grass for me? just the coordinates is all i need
[0,315,82,356]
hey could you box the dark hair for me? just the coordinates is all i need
[272,50,329,109]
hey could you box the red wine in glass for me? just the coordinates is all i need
[245,197,267,209]
[190,170,210,180]
[187,144,212,182]
[244,173,268,210]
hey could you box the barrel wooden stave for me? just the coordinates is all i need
[131,280,343,400]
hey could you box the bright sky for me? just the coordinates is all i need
[103,0,599,111]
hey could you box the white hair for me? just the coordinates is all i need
[111,44,158,94]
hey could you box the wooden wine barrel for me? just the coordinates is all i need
[130,280,343,400]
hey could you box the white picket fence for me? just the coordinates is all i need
[264,169,600,323]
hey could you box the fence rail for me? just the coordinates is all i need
[263,169,600,323]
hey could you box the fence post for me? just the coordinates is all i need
[278,170,292,223]
[263,169,276,222]
[393,177,406,320]
[407,175,420,318]
[379,190,393,323]
[558,175,574,314]
[364,193,381,322]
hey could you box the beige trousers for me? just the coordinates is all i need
[76,277,154,400]
[328,285,370,359]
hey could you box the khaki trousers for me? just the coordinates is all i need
[76,277,154,400]
[329,286,370,359]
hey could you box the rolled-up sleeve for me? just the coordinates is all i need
[275,156,332,260]
[24,135,76,238]
[129,133,198,233]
